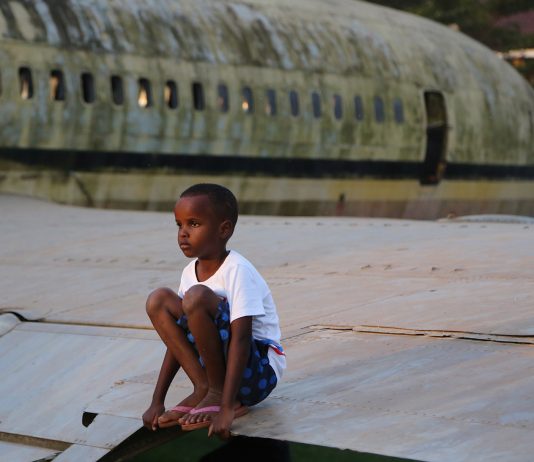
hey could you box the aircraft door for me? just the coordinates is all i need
[421,91,447,185]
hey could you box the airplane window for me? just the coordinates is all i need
[81,73,95,104]
[311,91,321,118]
[394,98,404,123]
[138,78,152,108]
[217,83,229,112]
[111,76,124,105]
[242,86,254,114]
[265,89,277,116]
[333,94,343,119]
[192,82,205,110]
[289,90,299,116]
[374,96,385,123]
[50,70,66,101]
[19,67,33,99]
[165,80,178,109]
[354,96,364,120]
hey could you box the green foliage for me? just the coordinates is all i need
[487,0,533,16]
[366,0,533,51]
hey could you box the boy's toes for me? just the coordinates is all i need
[178,413,198,425]
[191,413,208,424]
[197,413,211,423]
[180,411,211,425]
[158,404,195,427]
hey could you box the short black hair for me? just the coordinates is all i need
[180,183,238,226]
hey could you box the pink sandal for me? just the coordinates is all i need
[158,405,194,428]
[180,405,249,431]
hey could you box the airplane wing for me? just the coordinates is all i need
[1,194,533,461]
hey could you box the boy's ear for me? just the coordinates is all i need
[219,219,234,240]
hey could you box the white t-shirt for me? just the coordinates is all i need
[178,250,286,380]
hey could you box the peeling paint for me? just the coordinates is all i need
[0,0,531,214]
[34,0,60,45]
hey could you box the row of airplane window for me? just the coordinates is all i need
[17,67,405,124]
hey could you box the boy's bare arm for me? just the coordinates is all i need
[142,348,180,430]
[209,315,252,438]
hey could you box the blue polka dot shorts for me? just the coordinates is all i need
[177,299,278,407]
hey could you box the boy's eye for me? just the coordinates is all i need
[176,222,182,228]
[191,221,200,227]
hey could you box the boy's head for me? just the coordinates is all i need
[174,184,238,258]
[180,183,238,226]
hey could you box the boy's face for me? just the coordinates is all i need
[174,194,232,259]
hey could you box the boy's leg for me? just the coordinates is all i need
[145,287,208,413]
[181,302,277,428]
[179,285,240,425]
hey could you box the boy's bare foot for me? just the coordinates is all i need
[158,389,207,428]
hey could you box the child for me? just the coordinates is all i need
[142,183,285,438]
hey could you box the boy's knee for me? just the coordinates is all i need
[145,287,174,317]
[182,284,218,316]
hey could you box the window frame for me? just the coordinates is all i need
[192,81,205,111]
[81,72,95,104]
[138,77,153,108]
[311,91,322,118]
[217,83,229,113]
[165,80,178,109]
[333,94,343,120]
[50,69,66,102]
[242,86,254,114]
[393,98,404,124]
[374,96,385,123]
[19,67,34,100]
[289,90,300,117]
[111,75,124,106]
[265,88,277,116]
[354,95,364,121]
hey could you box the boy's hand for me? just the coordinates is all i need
[208,407,235,439]
[142,402,165,431]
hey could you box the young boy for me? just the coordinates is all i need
[142,184,285,438]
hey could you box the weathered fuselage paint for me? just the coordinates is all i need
[0,0,532,217]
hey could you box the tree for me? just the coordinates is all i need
[366,0,533,51]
